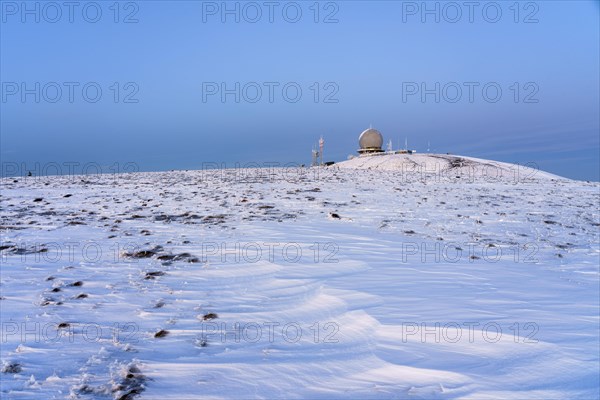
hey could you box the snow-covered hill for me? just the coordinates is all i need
[337,153,564,181]
[1,163,598,399]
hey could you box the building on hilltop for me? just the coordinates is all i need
[357,128,384,154]
[357,127,416,155]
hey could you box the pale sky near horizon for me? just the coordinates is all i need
[1,0,599,180]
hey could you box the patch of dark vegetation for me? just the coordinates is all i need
[154,329,169,338]
[449,158,467,168]
[144,271,165,280]
[4,245,48,255]
[0,225,27,231]
[122,245,164,260]
[203,214,227,224]
[40,296,63,306]
[124,250,156,259]
[110,364,147,400]
[68,221,86,226]
[157,251,198,263]
[73,385,96,395]
[178,252,198,262]
[37,211,57,217]
[1,362,22,374]
[202,313,218,321]
[78,363,149,400]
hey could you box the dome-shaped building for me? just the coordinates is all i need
[358,128,384,154]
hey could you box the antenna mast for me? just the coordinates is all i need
[319,136,324,166]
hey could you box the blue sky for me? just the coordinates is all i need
[1,0,599,180]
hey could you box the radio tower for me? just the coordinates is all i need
[319,136,324,166]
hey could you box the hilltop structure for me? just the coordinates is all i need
[357,127,415,156]
[357,128,384,154]
[314,127,418,164]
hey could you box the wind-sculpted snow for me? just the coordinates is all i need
[0,164,598,399]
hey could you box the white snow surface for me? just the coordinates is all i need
[0,159,598,399]
[337,153,563,181]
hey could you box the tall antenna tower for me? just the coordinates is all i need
[387,140,393,152]
[319,136,324,166]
